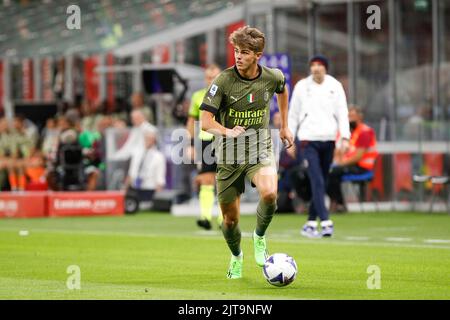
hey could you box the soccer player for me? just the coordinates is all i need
[200,26,294,279]
[186,64,223,230]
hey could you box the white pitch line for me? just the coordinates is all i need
[385,237,412,242]
[194,231,221,236]
[345,236,370,241]
[275,238,450,250]
[423,239,450,244]
[1,227,450,250]
[241,232,254,237]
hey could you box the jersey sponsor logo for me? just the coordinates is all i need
[229,108,266,126]
[209,84,218,96]
[247,93,255,103]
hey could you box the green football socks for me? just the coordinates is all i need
[221,221,242,257]
[255,199,276,237]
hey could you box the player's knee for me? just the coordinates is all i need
[222,215,239,228]
[261,190,277,204]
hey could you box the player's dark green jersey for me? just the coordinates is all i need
[200,65,285,165]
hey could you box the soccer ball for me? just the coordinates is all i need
[262,253,297,287]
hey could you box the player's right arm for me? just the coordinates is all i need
[199,74,245,138]
[201,111,245,138]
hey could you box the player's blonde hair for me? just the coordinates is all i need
[229,25,265,53]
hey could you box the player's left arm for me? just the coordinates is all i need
[276,86,294,149]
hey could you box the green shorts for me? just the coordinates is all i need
[216,158,276,204]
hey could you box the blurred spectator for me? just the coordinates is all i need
[327,106,378,213]
[112,118,127,129]
[5,115,35,191]
[110,109,158,162]
[125,129,166,201]
[78,115,109,190]
[131,92,154,125]
[270,111,282,153]
[93,115,116,189]
[0,117,10,190]
[277,138,313,213]
[24,143,47,190]
[14,114,39,147]
[277,140,300,212]
[80,99,97,132]
[53,128,83,190]
[65,107,82,130]
[1,117,33,191]
[41,117,60,162]
[47,112,100,191]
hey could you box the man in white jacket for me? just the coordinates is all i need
[288,55,350,237]
[111,109,158,162]
[125,129,166,201]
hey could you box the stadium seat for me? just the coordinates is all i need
[367,155,384,201]
[429,176,449,213]
[412,174,431,211]
[341,171,377,212]
[413,174,449,212]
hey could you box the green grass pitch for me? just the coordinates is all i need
[0,211,449,300]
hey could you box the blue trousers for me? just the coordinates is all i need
[299,141,335,221]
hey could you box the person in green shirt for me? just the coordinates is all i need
[186,64,222,230]
[200,26,294,279]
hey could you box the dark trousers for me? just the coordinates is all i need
[327,165,368,205]
[128,187,155,202]
[299,141,335,221]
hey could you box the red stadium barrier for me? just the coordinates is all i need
[47,191,125,217]
[0,192,47,218]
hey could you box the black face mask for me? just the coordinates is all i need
[349,121,358,132]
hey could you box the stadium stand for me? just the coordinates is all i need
[0,0,242,58]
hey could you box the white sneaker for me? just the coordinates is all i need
[320,220,334,237]
[300,221,320,238]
